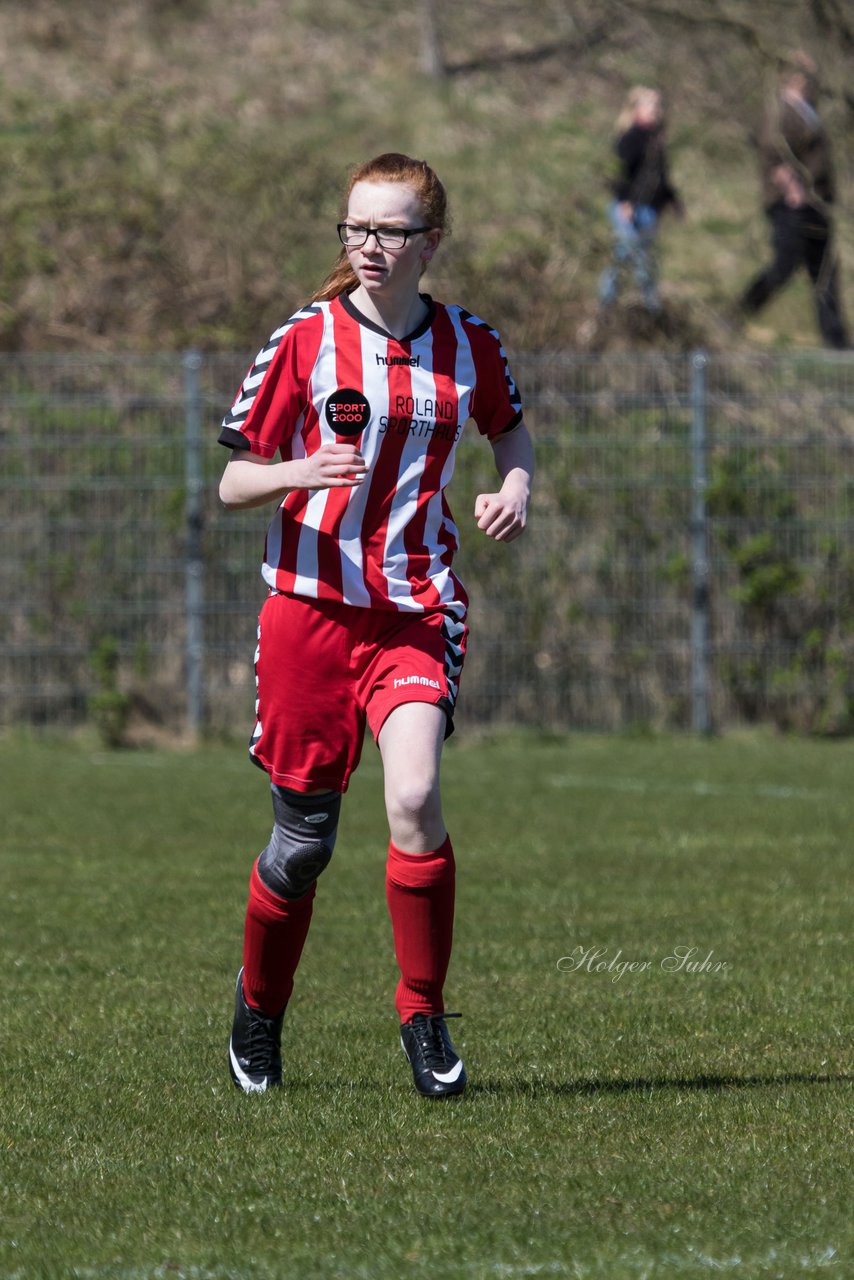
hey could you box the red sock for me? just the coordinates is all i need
[241,861,315,1015]
[385,836,456,1023]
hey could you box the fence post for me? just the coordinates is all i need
[690,350,712,735]
[183,349,205,739]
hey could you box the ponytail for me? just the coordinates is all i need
[310,250,359,303]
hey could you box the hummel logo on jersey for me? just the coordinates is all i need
[394,675,441,690]
[376,353,421,367]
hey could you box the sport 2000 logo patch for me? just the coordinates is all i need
[325,389,371,437]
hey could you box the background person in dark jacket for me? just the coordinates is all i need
[739,52,849,349]
[598,86,682,316]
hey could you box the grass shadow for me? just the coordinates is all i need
[469,1072,854,1097]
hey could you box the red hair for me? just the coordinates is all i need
[310,153,449,302]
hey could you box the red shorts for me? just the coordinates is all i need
[249,592,468,793]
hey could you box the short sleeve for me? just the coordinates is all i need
[219,306,324,456]
[466,321,524,441]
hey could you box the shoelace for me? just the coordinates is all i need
[410,1012,462,1070]
[246,1007,281,1071]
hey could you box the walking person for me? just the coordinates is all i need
[598,86,683,316]
[738,52,849,349]
[218,152,534,1098]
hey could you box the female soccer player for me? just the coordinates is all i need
[219,152,534,1098]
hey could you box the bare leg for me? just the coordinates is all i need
[378,701,448,852]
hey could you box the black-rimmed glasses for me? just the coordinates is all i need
[337,223,433,250]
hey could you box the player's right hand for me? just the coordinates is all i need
[301,443,368,488]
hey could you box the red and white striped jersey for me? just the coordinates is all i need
[220,292,523,619]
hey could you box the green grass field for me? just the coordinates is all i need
[2,730,852,1279]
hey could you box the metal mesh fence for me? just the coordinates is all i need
[1,350,852,739]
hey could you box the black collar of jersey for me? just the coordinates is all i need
[339,290,436,343]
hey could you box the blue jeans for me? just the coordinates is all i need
[598,202,660,311]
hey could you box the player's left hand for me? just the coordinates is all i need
[474,491,527,542]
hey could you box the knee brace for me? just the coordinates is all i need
[256,786,341,900]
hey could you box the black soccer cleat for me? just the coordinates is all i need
[400,1012,467,1098]
[228,968,284,1094]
